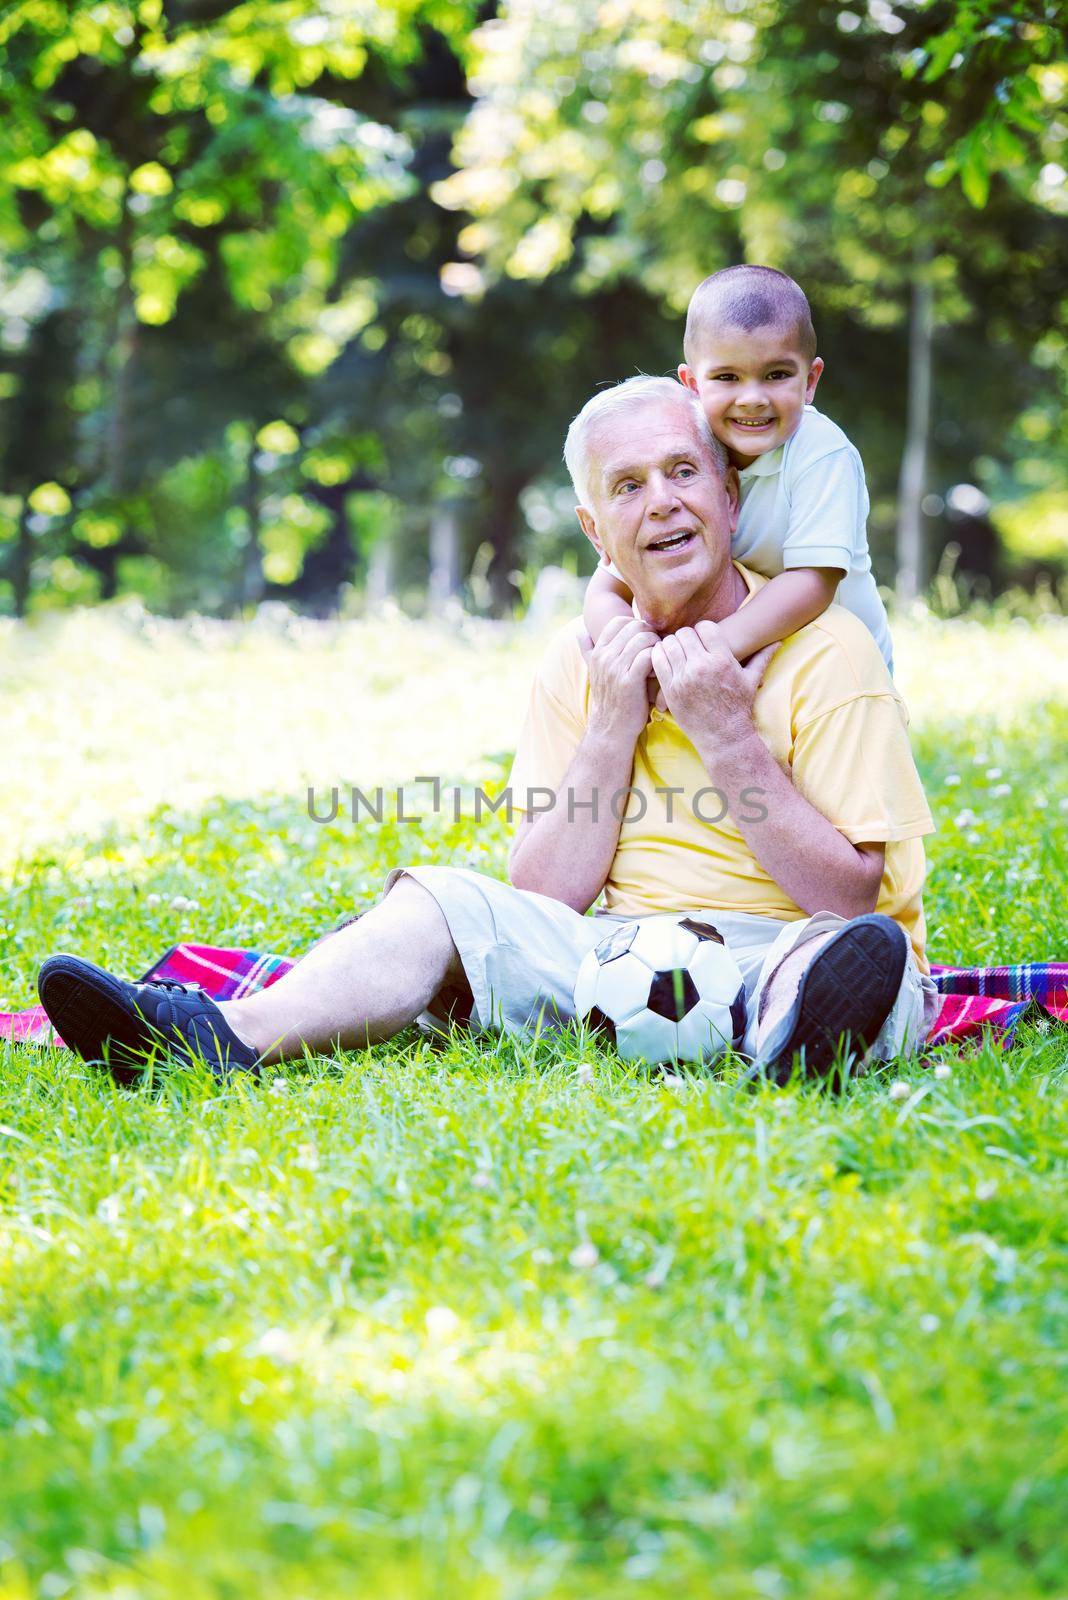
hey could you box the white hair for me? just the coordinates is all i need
[563,375,728,506]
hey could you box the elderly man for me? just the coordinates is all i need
[37,377,938,1082]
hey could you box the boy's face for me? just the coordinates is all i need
[679,323,824,468]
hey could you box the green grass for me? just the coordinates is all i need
[1,606,1066,1599]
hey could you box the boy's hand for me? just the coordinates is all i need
[650,622,777,749]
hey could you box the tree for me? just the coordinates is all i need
[0,0,476,611]
[438,0,1067,594]
[1,0,1063,614]
[304,29,679,614]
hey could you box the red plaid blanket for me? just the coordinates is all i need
[3,942,1066,1053]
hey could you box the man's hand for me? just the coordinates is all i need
[650,621,778,750]
[578,616,660,744]
[512,616,659,913]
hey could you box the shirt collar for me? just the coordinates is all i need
[737,445,783,480]
[734,561,768,606]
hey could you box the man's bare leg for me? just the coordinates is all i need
[218,876,466,1065]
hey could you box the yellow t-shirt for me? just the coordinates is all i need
[508,564,935,968]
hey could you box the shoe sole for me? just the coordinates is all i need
[38,956,162,1084]
[757,915,909,1085]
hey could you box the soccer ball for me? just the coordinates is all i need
[573,916,747,1066]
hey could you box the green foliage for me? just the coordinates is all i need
[443,0,1065,280]
[0,0,478,613]
[991,486,1068,566]
[0,610,1066,1595]
[908,0,1064,206]
[0,0,1064,616]
[436,0,1067,597]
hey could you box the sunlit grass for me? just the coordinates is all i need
[0,604,1066,1598]
[0,604,538,870]
[3,601,1066,868]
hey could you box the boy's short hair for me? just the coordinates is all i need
[564,375,728,507]
[684,265,817,366]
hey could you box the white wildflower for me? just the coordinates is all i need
[569,1240,600,1269]
[933,1063,952,1081]
[424,1305,460,1340]
[888,1080,911,1102]
[471,1169,491,1190]
[256,1327,296,1363]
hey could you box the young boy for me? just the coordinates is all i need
[583,264,893,673]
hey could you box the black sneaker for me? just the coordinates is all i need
[37,954,260,1083]
[752,914,909,1085]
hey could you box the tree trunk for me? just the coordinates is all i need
[106,201,139,500]
[484,470,528,615]
[240,436,266,610]
[11,500,32,619]
[428,498,461,608]
[896,245,934,602]
[366,535,395,607]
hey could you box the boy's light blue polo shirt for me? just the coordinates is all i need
[733,405,893,669]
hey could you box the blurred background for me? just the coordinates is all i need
[0,0,1065,621]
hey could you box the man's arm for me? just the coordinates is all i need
[700,726,885,917]
[509,725,636,912]
[651,625,884,919]
[509,616,657,913]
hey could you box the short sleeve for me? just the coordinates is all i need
[507,625,589,814]
[790,692,935,845]
[782,449,864,574]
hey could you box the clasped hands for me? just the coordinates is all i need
[578,614,777,751]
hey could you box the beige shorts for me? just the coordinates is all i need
[380,866,938,1064]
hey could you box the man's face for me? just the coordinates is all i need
[680,323,823,467]
[577,397,740,623]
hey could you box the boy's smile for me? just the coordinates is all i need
[679,324,824,468]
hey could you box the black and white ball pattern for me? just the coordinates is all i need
[573,916,747,1066]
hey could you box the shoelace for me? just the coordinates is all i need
[136,978,202,996]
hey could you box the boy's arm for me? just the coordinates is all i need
[717,566,842,661]
[583,562,636,641]
[720,440,869,660]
